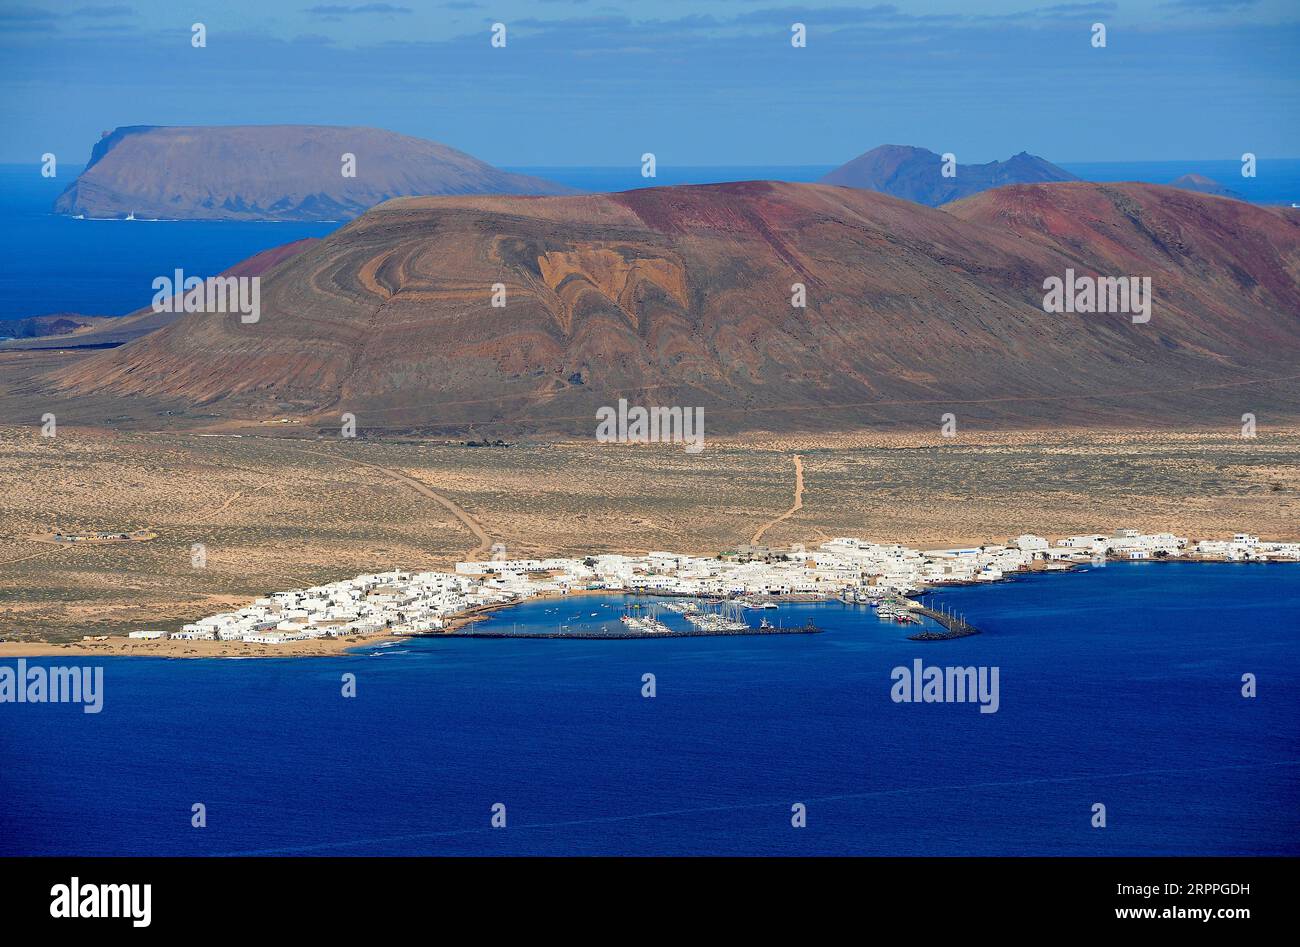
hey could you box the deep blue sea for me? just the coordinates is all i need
[2,562,1296,856]
[0,165,336,321]
[4,159,1297,322]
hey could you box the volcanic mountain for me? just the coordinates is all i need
[48,181,1300,434]
[820,145,1078,206]
[1168,173,1244,200]
[53,125,574,221]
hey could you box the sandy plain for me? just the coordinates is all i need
[2,417,1297,654]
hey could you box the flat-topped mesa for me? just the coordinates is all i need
[54,124,575,221]
[46,180,1300,434]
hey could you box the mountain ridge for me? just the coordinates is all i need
[46,180,1300,433]
[820,144,1079,206]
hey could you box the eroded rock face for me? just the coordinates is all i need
[53,125,575,221]
[48,181,1300,434]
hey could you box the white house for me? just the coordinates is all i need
[1013,535,1050,554]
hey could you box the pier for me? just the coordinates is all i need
[907,603,981,641]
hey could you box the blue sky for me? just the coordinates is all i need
[1,0,1296,166]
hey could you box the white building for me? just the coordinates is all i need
[1013,534,1050,554]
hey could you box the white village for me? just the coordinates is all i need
[126,529,1300,645]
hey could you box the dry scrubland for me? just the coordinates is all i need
[1,425,1297,644]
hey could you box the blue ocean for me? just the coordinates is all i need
[0,165,336,322]
[4,159,1297,322]
[2,562,1296,856]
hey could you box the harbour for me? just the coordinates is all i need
[451,621,822,640]
[453,596,824,638]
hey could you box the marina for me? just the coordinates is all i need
[453,621,822,640]
[458,596,823,638]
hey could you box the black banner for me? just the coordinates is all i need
[0,856,1286,933]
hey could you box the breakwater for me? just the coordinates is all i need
[907,604,981,640]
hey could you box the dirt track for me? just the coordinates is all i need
[289,446,493,561]
[751,454,804,545]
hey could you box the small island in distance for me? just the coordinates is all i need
[52,124,576,222]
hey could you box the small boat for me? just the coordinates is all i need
[759,617,774,629]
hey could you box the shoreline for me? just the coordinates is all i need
[0,586,606,660]
[1,558,1293,659]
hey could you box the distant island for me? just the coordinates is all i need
[1168,173,1245,200]
[819,144,1078,205]
[0,312,108,341]
[53,124,576,221]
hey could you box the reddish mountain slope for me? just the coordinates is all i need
[47,182,1300,433]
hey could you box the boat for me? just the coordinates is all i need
[620,608,670,634]
[759,617,774,629]
[742,599,778,609]
[684,601,749,632]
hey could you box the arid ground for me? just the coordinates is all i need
[2,419,1296,646]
